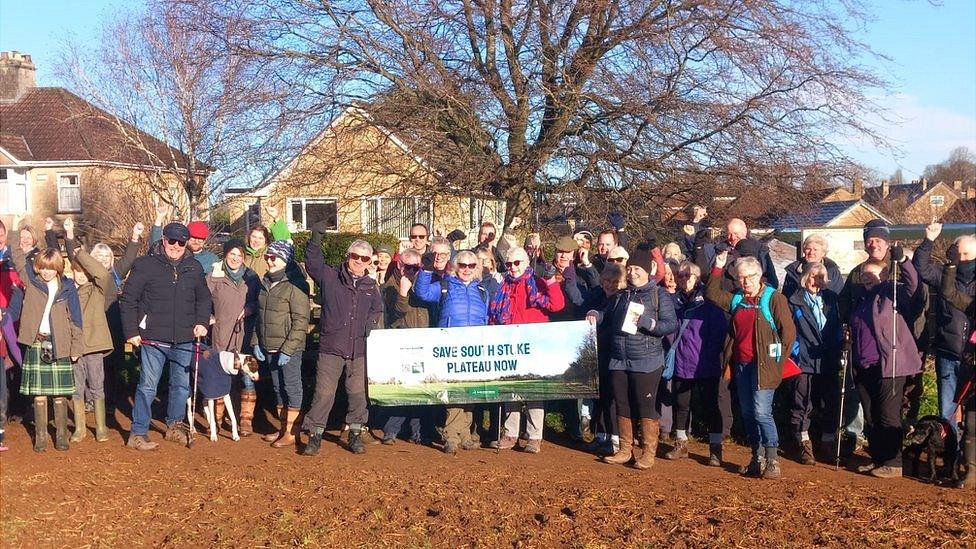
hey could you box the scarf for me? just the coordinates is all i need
[245,245,266,258]
[488,268,549,325]
[804,290,827,330]
[266,268,287,284]
[957,260,975,286]
[223,260,245,285]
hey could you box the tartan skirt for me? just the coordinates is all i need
[20,343,76,396]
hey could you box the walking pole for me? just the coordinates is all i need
[836,325,851,471]
[496,402,502,455]
[890,246,899,397]
[188,337,202,449]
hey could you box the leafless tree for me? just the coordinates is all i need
[923,147,976,185]
[55,2,294,222]
[181,0,890,231]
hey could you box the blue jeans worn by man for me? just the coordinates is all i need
[131,342,193,439]
[936,353,961,423]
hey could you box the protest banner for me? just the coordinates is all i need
[366,320,598,406]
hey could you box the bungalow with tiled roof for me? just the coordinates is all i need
[0,51,210,242]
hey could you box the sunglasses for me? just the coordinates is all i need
[457,262,477,269]
[166,238,187,247]
[373,260,380,266]
[348,252,372,263]
[403,264,420,272]
[608,257,626,263]
[409,234,428,240]
[505,260,523,268]
[264,254,278,262]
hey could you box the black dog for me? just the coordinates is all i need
[905,415,959,483]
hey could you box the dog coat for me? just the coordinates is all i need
[196,347,233,400]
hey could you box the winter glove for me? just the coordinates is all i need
[946,243,961,266]
[253,345,266,362]
[607,212,626,231]
[421,251,435,271]
[278,352,291,366]
[447,229,466,243]
[890,244,905,264]
[540,262,558,279]
[309,221,329,245]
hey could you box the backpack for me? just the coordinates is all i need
[730,285,782,361]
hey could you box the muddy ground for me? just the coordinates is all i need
[1,407,974,548]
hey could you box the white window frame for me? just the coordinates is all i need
[287,197,338,232]
[0,168,29,215]
[57,172,82,214]
[929,194,945,206]
[360,196,433,238]
[468,197,506,231]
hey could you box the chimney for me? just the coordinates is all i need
[852,178,863,198]
[953,180,963,191]
[0,51,36,101]
[921,178,928,192]
[881,179,889,198]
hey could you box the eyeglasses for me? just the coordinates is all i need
[738,273,761,282]
[403,264,420,271]
[505,260,523,267]
[373,260,380,266]
[264,254,278,262]
[409,234,428,240]
[166,238,187,247]
[608,257,626,263]
[457,262,477,269]
[348,253,372,263]
[434,252,449,259]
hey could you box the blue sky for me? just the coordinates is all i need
[1,0,974,180]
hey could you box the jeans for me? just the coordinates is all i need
[936,353,961,422]
[72,353,106,401]
[269,351,303,409]
[131,341,193,436]
[734,362,778,449]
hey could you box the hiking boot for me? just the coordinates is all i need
[302,432,323,457]
[164,424,189,445]
[799,440,816,465]
[443,441,458,455]
[70,397,87,443]
[347,428,366,454]
[708,443,723,467]
[856,463,877,474]
[488,435,518,450]
[523,439,541,454]
[741,448,765,477]
[762,447,781,479]
[870,465,902,479]
[459,439,480,451]
[53,397,70,451]
[33,397,49,453]
[665,439,689,460]
[127,434,159,451]
[360,429,382,445]
[381,436,396,446]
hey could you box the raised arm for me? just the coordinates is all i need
[72,246,111,291]
[912,227,942,288]
[115,222,145,278]
[705,251,734,311]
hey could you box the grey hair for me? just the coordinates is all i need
[400,248,421,263]
[453,250,478,268]
[91,243,115,267]
[734,256,763,277]
[662,242,685,261]
[347,239,373,255]
[607,246,629,260]
[955,234,976,249]
[430,236,451,252]
[800,262,829,289]
[802,234,829,254]
[678,260,701,278]
[505,246,529,263]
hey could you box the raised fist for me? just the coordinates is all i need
[924,222,942,242]
[714,250,729,270]
[133,221,145,240]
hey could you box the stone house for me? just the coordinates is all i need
[822,176,975,224]
[0,51,209,243]
[222,106,506,246]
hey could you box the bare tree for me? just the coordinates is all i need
[183,0,889,231]
[923,147,976,184]
[55,2,293,222]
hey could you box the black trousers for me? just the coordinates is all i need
[787,372,839,440]
[672,375,732,437]
[611,369,662,420]
[592,365,618,436]
[855,364,906,468]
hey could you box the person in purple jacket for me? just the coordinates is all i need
[663,261,731,466]
[850,246,922,479]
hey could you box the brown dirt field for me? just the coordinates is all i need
[2,409,974,548]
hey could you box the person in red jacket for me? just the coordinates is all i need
[487,246,564,453]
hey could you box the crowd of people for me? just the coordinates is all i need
[0,204,973,488]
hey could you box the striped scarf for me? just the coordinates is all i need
[488,268,549,325]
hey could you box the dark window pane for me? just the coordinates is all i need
[291,201,303,225]
[307,200,337,230]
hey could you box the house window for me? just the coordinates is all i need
[287,197,338,231]
[361,197,432,238]
[468,198,506,229]
[57,174,82,213]
[0,168,28,214]
[929,195,945,206]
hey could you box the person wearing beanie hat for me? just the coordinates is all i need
[207,236,260,436]
[253,235,309,449]
[374,244,394,284]
[839,218,893,319]
[586,241,678,470]
[862,219,890,244]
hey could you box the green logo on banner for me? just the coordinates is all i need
[468,387,499,398]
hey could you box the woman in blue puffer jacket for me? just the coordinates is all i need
[413,250,495,453]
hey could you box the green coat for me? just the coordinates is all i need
[71,248,114,354]
[252,270,310,356]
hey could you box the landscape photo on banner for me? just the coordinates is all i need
[366,321,599,406]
